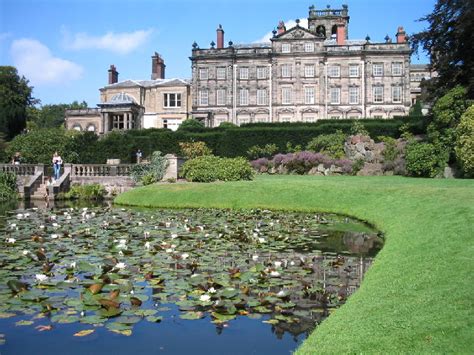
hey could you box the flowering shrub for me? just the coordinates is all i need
[251,151,353,175]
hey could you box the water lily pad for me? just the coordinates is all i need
[146,315,163,323]
[179,311,204,320]
[15,320,34,326]
[74,329,95,337]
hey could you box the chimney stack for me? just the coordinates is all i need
[151,52,166,80]
[216,24,224,49]
[396,26,407,43]
[108,65,118,84]
[277,21,286,35]
[336,21,346,45]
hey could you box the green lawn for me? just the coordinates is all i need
[115,175,474,353]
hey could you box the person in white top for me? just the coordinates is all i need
[52,151,63,180]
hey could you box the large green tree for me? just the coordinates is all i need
[0,66,37,139]
[411,0,474,99]
[28,101,88,129]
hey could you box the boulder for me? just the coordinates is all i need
[357,163,384,176]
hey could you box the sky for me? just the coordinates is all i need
[1,0,436,107]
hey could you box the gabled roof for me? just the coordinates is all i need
[102,78,190,90]
[271,25,323,41]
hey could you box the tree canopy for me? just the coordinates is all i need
[28,101,88,129]
[0,66,37,139]
[411,0,474,99]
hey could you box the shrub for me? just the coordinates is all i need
[180,155,254,182]
[247,144,278,159]
[285,142,302,153]
[352,159,365,175]
[177,118,205,131]
[350,120,369,136]
[455,105,474,177]
[405,142,440,177]
[0,171,17,201]
[306,130,346,158]
[62,184,106,200]
[179,141,212,159]
[378,136,399,162]
[130,151,169,184]
[218,122,237,129]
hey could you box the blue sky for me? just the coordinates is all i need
[1,0,436,107]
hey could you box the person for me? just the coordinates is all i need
[136,149,143,164]
[11,152,21,165]
[52,152,63,180]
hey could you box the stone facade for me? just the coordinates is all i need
[190,5,427,127]
[65,54,191,134]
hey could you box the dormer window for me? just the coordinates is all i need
[282,43,291,53]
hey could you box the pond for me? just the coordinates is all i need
[0,201,383,355]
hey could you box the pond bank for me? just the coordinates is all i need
[115,175,474,353]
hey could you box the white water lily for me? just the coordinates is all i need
[50,215,57,220]
[138,221,143,226]
[144,241,151,250]
[290,261,295,266]
[39,225,45,229]
[253,232,259,238]
[66,215,72,220]
[10,223,17,229]
[270,271,280,277]
[6,238,16,244]
[171,233,178,239]
[258,237,266,243]
[82,208,88,211]
[70,261,76,269]
[252,255,259,261]
[35,274,48,282]
[181,253,189,260]
[277,290,286,297]
[16,213,24,219]
[52,223,59,228]
[22,250,30,255]
[208,287,216,294]
[171,244,176,249]
[144,231,150,239]
[165,248,173,253]
[204,233,210,238]
[130,290,134,295]
[118,250,124,256]
[114,262,126,270]
[165,222,171,228]
[274,261,282,268]
[199,294,211,302]
[24,213,30,218]
[50,234,59,239]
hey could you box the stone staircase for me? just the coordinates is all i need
[29,178,51,200]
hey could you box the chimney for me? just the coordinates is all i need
[216,24,224,49]
[108,65,118,84]
[151,52,166,80]
[396,26,407,43]
[277,21,286,35]
[336,22,346,45]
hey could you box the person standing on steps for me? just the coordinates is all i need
[52,151,63,181]
[136,149,143,164]
[11,152,21,165]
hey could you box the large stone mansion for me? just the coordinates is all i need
[190,4,434,127]
[66,4,434,133]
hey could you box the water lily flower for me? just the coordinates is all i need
[277,290,286,297]
[114,262,126,270]
[6,238,16,244]
[181,253,189,260]
[258,237,266,243]
[165,222,171,228]
[171,234,178,239]
[253,233,259,238]
[10,223,17,229]
[118,250,124,256]
[91,212,96,217]
[144,241,151,250]
[138,221,143,226]
[171,244,176,249]
[22,250,30,255]
[80,311,85,317]
[144,231,150,239]
[39,225,45,229]
[130,290,134,295]
[199,294,211,302]
[52,223,59,228]
[50,234,59,239]
[66,215,72,220]
[290,261,295,266]
[50,215,57,220]
[274,261,282,268]
[165,248,173,253]
[270,271,280,277]
[252,255,259,261]
[24,213,30,218]
[16,213,24,219]
[35,274,48,282]
[70,261,76,269]
[82,208,88,211]
[208,287,216,294]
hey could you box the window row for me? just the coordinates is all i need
[197,85,403,106]
[199,67,270,80]
[281,42,315,53]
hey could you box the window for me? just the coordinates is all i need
[257,89,267,105]
[304,42,314,52]
[239,88,249,106]
[392,86,402,102]
[198,89,208,106]
[282,43,291,53]
[349,65,359,77]
[392,62,402,76]
[373,63,384,77]
[304,87,315,104]
[239,67,249,80]
[164,93,182,108]
[328,65,340,78]
[349,87,359,104]
[281,64,291,78]
[163,119,168,129]
[199,68,208,80]
[72,125,82,131]
[87,125,96,132]
[216,89,226,106]
[257,66,267,79]
[304,65,315,78]
[216,67,226,80]
[329,87,340,104]
[281,87,292,104]
[373,86,384,103]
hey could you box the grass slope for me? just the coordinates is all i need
[115,175,474,353]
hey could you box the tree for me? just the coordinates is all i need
[0,66,37,139]
[455,105,474,177]
[28,101,88,129]
[177,118,205,131]
[411,0,474,99]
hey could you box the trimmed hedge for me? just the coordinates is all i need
[180,155,254,182]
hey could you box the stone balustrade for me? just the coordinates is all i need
[71,164,132,177]
[0,164,37,176]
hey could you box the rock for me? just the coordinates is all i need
[317,164,326,173]
[443,167,455,179]
[357,163,384,176]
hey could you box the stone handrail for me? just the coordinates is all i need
[71,164,133,177]
[0,164,36,176]
[23,170,43,199]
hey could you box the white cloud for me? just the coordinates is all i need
[63,28,154,54]
[10,39,83,85]
[254,19,309,43]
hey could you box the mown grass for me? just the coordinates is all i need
[115,175,474,353]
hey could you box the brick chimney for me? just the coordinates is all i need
[216,24,224,49]
[108,65,118,84]
[151,52,166,80]
[336,21,346,45]
[396,26,407,43]
[277,21,286,35]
